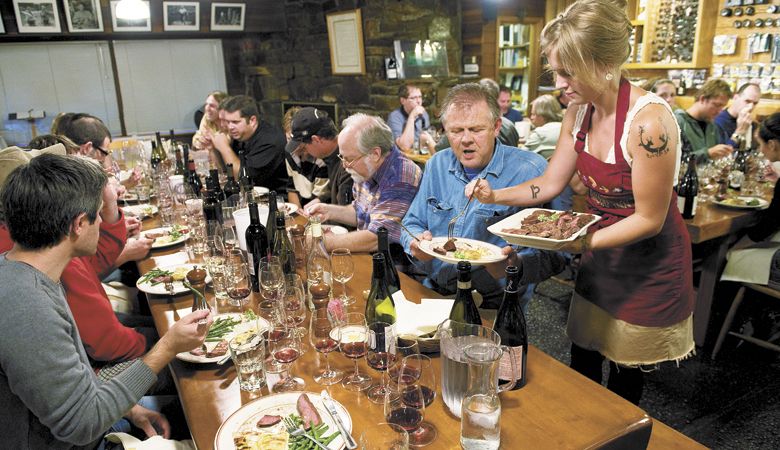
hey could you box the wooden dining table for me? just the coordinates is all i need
[135,211,704,449]
[684,200,764,346]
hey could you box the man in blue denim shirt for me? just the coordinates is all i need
[401,83,565,307]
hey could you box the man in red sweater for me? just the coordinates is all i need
[0,150,148,367]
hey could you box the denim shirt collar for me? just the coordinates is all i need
[446,139,505,184]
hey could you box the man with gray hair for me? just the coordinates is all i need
[305,113,422,252]
[402,82,565,308]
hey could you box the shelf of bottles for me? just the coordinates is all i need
[648,0,700,64]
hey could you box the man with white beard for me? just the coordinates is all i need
[304,113,421,252]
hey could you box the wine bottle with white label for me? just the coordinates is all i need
[493,265,527,389]
[365,253,396,326]
[449,261,481,326]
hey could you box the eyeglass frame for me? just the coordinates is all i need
[337,152,367,168]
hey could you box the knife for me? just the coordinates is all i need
[320,390,357,449]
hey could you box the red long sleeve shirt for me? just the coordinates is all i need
[0,213,146,364]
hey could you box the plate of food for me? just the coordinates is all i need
[177,312,270,364]
[488,208,600,251]
[713,196,769,210]
[215,392,351,450]
[417,237,506,265]
[136,263,211,295]
[121,203,158,219]
[143,225,190,248]
[118,192,139,203]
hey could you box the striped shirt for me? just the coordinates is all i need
[353,148,422,244]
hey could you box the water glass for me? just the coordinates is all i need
[229,333,266,392]
[359,422,409,450]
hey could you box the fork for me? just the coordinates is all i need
[448,177,484,240]
[283,417,329,450]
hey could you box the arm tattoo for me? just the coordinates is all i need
[638,119,670,158]
[530,184,540,199]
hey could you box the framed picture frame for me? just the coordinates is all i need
[64,0,103,33]
[13,0,62,33]
[163,1,199,31]
[110,1,151,32]
[326,9,365,75]
[211,3,245,31]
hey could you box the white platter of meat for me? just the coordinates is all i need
[215,392,352,450]
[487,208,600,251]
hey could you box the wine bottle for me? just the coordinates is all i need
[186,159,202,198]
[266,191,278,250]
[246,202,268,292]
[377,227,400,294]
[154,131,167,169]
[150,141,165,170]
[174,146,185,176]
[306,216,331,288]
[202,187,223,226]
[676,155,698,220]
[449,261,481,325]
[272,215,295,275]
[223,163,241,204]
[182,143,190,177]
[209,168,226,202]
[493,265,527,389]
[365,253,396,326]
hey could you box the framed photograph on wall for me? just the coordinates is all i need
[164,1,199,31]
[326,9,365,75]
[64,0,103,33]
[13,0,62,33]
[110,0,151,32]
[211,3,245,31]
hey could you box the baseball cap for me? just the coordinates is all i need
[285,107,332,153]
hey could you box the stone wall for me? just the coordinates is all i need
[223,0,463,128]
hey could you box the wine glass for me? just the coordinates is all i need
[309,315,344,385]
[359,422,409,450]
[331,248,355,306]
[259,256,285,306]
[283,274,307,338]
[339,312,373,392]
[222,226,239,251]
[397,354,437,446]
[225,261,252,310]
[366,321,397,404]
[388,336,421,390]
[271,327,305,392]
[384,383,425,443]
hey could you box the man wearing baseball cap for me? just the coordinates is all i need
[285,107,353,208]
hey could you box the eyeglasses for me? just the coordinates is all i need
[92,145,110,158]
[337,152,366,168]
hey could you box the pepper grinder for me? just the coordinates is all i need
[187,265,210,324]
[309,279,331,320]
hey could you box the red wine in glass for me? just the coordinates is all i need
[386,406,423,432]
[367,352,397,371]
[342,342,368,359]
[273,347,299,364]
[314,338,339,353]
[403,385,436,408]
[398,366,421,385]
[227,287,250,303]
[264,328,289,344]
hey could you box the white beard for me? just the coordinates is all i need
[346,168,365,183]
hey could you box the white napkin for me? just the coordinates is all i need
[152,251,190,268]
[392,291,453,337]
[105,433,195,450]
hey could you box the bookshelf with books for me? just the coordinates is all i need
[496,17,540,113]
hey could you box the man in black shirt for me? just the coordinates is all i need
[214,95,287,193]
[285,107,353,207]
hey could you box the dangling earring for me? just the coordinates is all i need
[605,72,614,81]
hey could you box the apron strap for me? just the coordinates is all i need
[574,105,594,154]
[612,78,632,165]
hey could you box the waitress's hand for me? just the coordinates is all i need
[559,233,593,254]
[466,178,495,204]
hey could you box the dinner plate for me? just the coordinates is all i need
[214,391,352,450]
[118,192,139,202]
[121,203,158,219]
[136,263,211,295]
[176,313,271,364]
[487,208,600,251]
[712,196,769,210]
[143,226,191,249]
[417,237,506,266]
[322,224,348,235]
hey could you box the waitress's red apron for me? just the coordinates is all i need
[573,78,694,328]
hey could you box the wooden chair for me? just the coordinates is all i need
[711,282,780,360]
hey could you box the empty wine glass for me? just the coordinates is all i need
[222,226,239,251]
[283,274,307,338]
[271,327,305,392]
[397,354,437,447]
[339,312,372,392]
[366,321,397,404]
[331,248,355,306]
[309,315,344,385]
[259,256,285,306]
